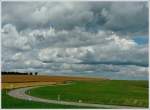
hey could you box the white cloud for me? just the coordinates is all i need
[38,47,94,63]
[1,2,148,80]
[24,60,44,68]
[12,52,25,61]
[2,24,148,68]
[106,34,137,50]
[2,24,31,50]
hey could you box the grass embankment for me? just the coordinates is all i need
[28,80,148,107]
[2,90,92,108]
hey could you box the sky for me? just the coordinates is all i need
[1,1,149,80]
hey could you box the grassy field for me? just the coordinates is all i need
[2,90,94,108]
[28,80,149,107]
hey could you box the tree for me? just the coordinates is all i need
[30,72,32,75]
[35,72,38,75]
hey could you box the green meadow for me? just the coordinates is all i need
[27,80,148,107]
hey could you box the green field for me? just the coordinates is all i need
[27,80,149,107]
[2,90,92,108]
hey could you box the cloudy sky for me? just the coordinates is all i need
[2,1,148,80]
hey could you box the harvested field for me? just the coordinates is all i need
[2,75,107,83]
[2,82,57,89]
[2,75,107,89]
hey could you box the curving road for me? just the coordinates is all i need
[8,85,144,109]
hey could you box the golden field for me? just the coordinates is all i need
[2,82,57,89]
[2,75,105,83]
[2,75,106,89]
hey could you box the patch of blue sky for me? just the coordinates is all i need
[133,36,148,45]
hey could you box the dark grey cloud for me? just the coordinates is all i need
[2,2,148,35]
[1,2,148,80]
[101,2,148,34]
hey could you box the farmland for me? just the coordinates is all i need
[1,75,149,108]
[2,75,105,108]
[2,82,57,89]
[27,80,148,107]
[2,75,105,83]
[2,75,106,90]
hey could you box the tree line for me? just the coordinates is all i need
[2,71,38,75]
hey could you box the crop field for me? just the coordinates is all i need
[27,80,148,107]
[2,75,105,83]
[2,75,106,89]
[2,75,149,108]
[2,82,57,89]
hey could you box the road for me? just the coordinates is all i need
[8,85,144,109]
